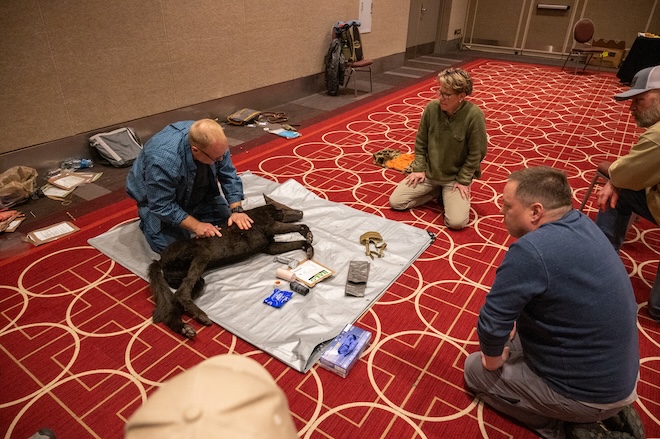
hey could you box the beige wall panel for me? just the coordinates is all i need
[583,0,658,48]
[524,1,576,53]
[160,0,246,106]
[242,46,295,91]
[162,0,245,43]
[447,0,469,41]
[296,2,359,77]
[0,0,71,153]
[54,45,178,134]
[363,0,410,58]
[40,0,165,52]
[167,39,246,107]
[300,1,355,42]
[0,0,411,155]
[465,0,526,47]
[243,3,310,89]
[39,0,176,134]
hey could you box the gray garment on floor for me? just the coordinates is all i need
[89,172,433,372]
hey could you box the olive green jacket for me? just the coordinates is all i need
[609,120,660,223]
[410,100,488,186]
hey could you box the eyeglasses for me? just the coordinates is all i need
[195,146,222,163]
[438,90,456,100]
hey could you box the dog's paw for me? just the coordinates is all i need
[300,225,313,244]
[197,313,213,326]
[181,324,197,339]
[304,244,314,260]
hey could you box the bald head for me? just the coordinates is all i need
[189,119,227,148]
[189,119,229,163]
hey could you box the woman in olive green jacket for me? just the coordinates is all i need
[389,68,487,229]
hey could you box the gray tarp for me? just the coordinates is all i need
[89,172,433,372]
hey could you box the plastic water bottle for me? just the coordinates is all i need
[61,158,94,171]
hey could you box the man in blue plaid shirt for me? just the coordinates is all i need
[127,119,253,252]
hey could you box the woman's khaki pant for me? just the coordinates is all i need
[389,178,470,229]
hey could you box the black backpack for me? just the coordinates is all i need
[338,21,364,62]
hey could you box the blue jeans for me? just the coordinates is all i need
[595,188,660,320]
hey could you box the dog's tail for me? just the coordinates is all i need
[148,259,176,324]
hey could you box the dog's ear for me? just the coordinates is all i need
[263,194,303,222]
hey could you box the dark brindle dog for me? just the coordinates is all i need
[148,196,313,338]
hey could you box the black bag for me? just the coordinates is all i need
[89,127,142,167]
[337,21,364,62]
[324,38,345,96]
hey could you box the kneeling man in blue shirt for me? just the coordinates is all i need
[464,166,643,439]
[126,119,253,252]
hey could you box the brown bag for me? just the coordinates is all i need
[226,108,261,125]
[0,166,38,208]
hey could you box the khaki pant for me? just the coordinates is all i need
[389,178,470,229]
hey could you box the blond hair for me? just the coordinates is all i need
[437,68,473,96]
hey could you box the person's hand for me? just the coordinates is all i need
[452,181,470,200]
[405,172,426,188]
[194,222,222,238]
[597,181,619,211]
[481,346,510,371]
[228,212,254,230]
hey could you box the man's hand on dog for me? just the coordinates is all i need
[228,212,254,230]
[181,216,222,239]
[195,222,223,238]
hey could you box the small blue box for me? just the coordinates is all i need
[319,324,371,378]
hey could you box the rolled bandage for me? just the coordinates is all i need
[275,267,296,282]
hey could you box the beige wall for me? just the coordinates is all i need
[446,0,468,41]
[0,0,411,156]
[5,0,653,158]
[463,0,659,54]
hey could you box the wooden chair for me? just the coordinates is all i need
[561,18,606,73]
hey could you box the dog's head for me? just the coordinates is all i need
[263,194,303,223]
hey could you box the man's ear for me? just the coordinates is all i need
[530,202,544,223]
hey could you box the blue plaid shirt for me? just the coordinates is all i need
[126,121,243,235]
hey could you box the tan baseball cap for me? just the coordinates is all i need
[615,65,660,101]
[125,355,298,439]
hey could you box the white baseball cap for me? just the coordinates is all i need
[125,355,298,439]
[615,65,660,101]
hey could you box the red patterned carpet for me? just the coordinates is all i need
[2,59,659,439]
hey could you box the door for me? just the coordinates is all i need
[406,0,442,58]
